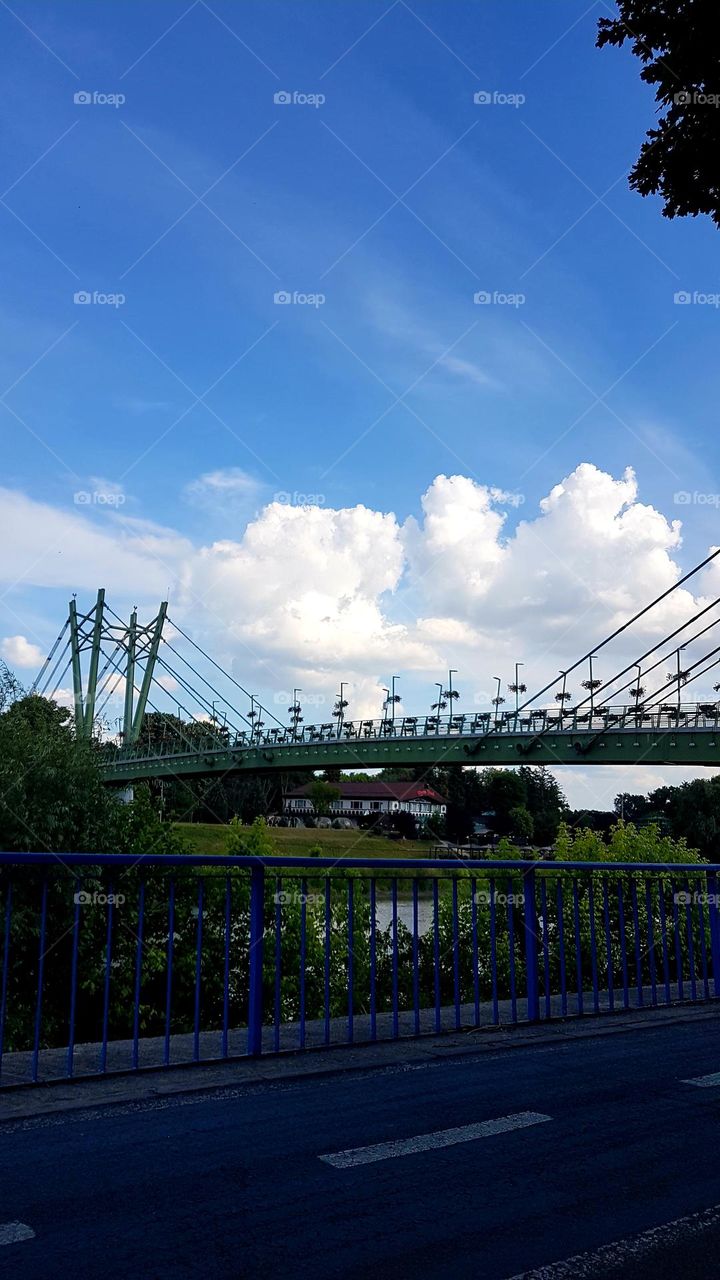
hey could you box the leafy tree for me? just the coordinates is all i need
[508,805,534,842]
[226,815,275,856]
[648,777,720,857]
[0,660,23,712]
[0,694,116,853]
[614,792,651,822]
[308,779,340,816]
[518,765,568,843]
[597,1,720,226]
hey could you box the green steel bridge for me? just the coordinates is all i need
[100,707,720,781]
[30,557,720,783]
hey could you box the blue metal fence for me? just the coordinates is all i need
[1,853,719,1089]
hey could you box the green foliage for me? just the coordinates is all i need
[509,805,534,842]
[597,1,720,227]
[226,815,275,857]
[0,694,117,853]
[308,779,341,816]
[552,820,702,865]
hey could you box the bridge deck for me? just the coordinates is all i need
[100,706,720,779]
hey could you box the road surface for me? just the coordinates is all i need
[4,1015,720,1277]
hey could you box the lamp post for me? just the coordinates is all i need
[676,646,686,714]
[384,674,400,729]
[430,682,445,731]
[631,664,643,725]
[289,688,302,739]
[555,670,571,719]
[444,669,458,725]
[509,661,525,716]
[492,675,504,724]
[334,681,349,737]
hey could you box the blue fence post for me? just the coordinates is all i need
[524,868,540,1022]
[248,864,265,1056]
[707,872,720,998]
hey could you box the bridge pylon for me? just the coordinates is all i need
[32,591,169,744]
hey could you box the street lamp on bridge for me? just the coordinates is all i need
[581,653,602,717]
[289,689,303,739]
[492,675,504,722]
[383,675,401,728]
[333,682,349,737]
[555,670,572,718]
[508,661,526,716]
[444,669,458,719]
[431,682,446,713]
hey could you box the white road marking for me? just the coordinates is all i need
[319,1110,551,1168]
[0,1221,35,1246]
[507,1202,720,1279]
[681,1070,720,1087]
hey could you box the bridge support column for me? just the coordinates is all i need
[247,865,265,1055]
[523,868,540,1022]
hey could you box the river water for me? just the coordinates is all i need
[374,887,435,937]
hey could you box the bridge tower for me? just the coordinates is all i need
[32,591,168,743]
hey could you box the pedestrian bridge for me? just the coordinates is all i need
[100,703,720,781]
[31,547,720,781]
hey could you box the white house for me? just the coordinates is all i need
[283,780,447,819]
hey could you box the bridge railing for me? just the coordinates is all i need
[100,701,720,764]
[1,853,719,1089]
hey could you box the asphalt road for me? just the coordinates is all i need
[4,1017,720,1278]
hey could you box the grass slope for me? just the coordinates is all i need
[174,822,435,859]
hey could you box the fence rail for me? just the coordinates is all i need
[1,853,719,1089]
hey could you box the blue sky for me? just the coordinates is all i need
[1,0,719,806]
